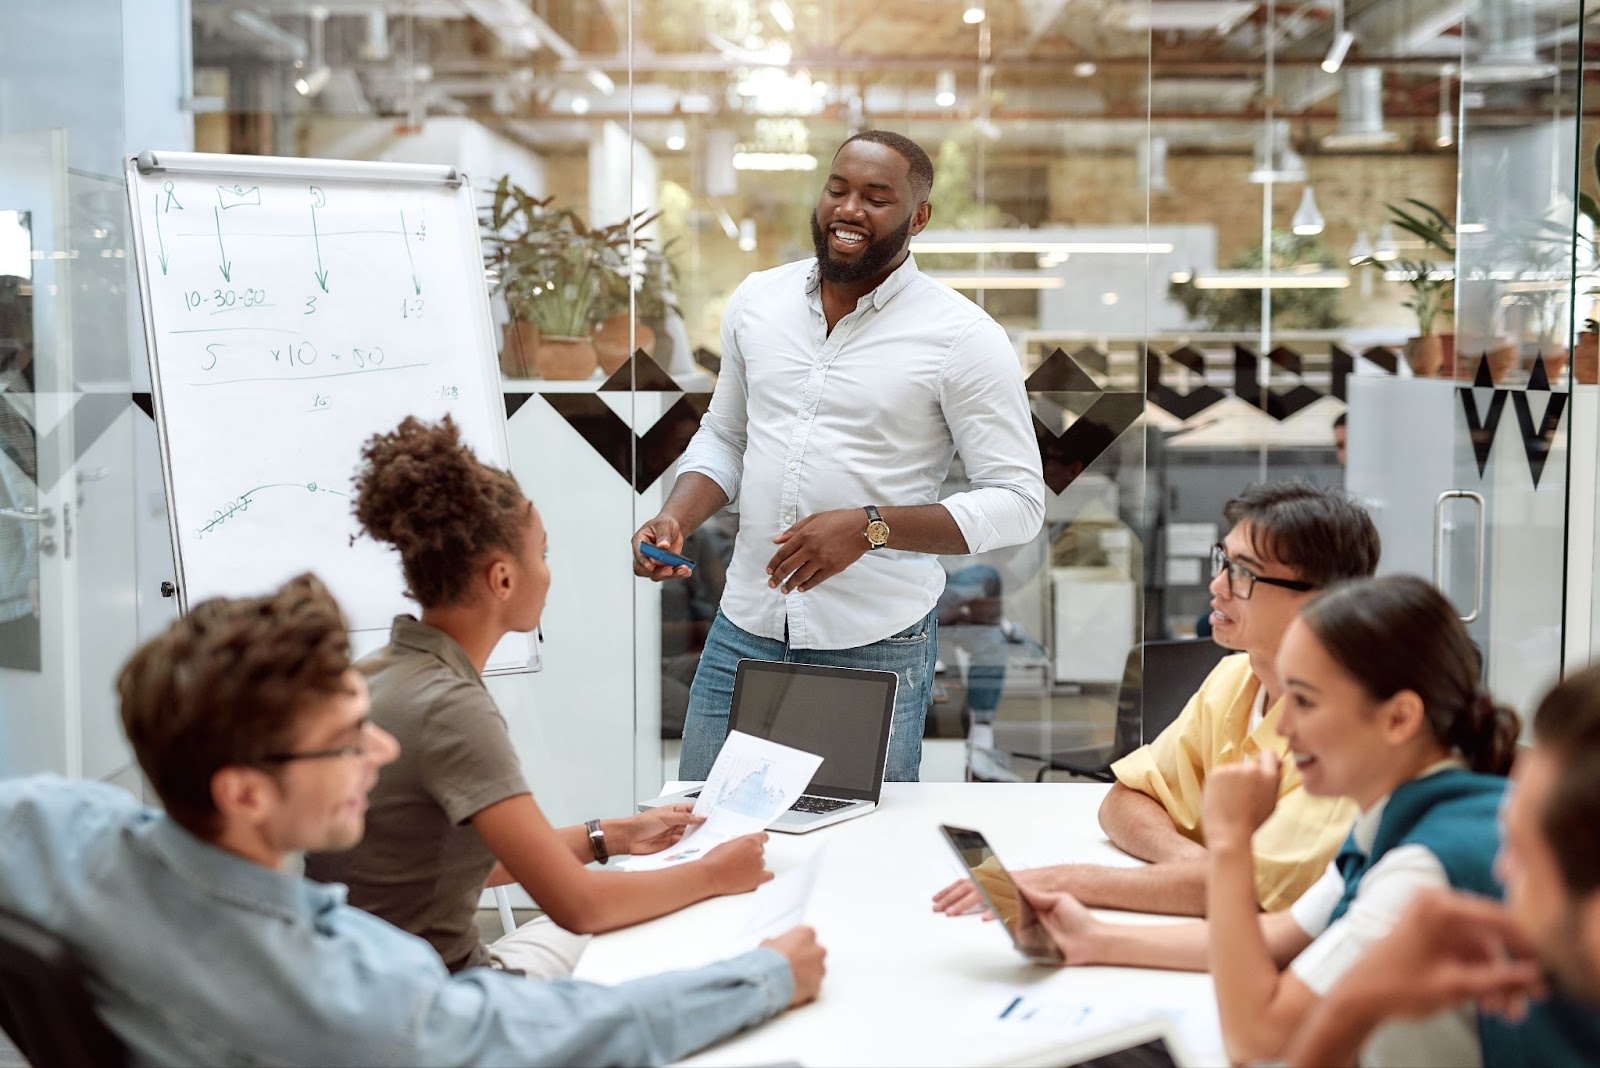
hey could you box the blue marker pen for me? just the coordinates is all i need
[999,996,1022,1020]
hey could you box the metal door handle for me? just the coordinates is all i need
[0,506,54,527]
[1433,490,1485,623]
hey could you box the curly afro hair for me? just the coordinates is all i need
[352,415,527,608]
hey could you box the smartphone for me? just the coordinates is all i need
[638,542,696,570]
[939,824,1064,964]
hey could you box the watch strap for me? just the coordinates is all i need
[585,818,609,864]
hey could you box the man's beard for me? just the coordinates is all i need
[811,212,913,284]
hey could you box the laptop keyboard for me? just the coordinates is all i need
[789,795,853,814]
[677,790,852,815]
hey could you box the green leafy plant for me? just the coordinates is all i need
[481,177,648,338]
[1354,200,1455,336]
[596,243,680,324]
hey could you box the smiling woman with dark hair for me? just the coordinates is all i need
[1015,575,1523,1067]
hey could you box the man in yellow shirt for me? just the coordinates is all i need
[935,481,1377,917]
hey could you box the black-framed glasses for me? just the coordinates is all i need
[258,718,375,765]
[1210,543,1318,600]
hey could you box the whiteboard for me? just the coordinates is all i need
[125,150,534,672]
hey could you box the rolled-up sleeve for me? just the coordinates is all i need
[677,283,752,510]
[414,947,795,1067]
[936,319,1045,554]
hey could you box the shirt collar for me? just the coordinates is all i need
[386,614,483,686]
[1350,755,1469,854]
[803,250,921,311]
[146,815,344,925]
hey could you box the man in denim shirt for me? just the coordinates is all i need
[0,574,824,1067]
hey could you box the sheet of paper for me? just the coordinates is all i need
[972,982,1223,1060]
[739,847,826,943]
[1167,521,1218,559]
[623,731,823,871]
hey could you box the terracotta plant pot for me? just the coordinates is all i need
[1535,345,1568,385]
[1436,333,1457,379]
[1485,340,1518,383]
[593,313,657,375]
[499,320,540,379]
[534,335,599,381]
[1576,331,1599,385]
[1404,334,1444,377]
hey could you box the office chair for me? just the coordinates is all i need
[1035,639,1230,782]
[0,907,125,1068]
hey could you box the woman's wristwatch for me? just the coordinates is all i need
[585,818,609,864]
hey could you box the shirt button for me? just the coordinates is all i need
[788,463,799,472]
[800,410,812,421]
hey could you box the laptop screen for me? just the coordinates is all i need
[728,660,898,802]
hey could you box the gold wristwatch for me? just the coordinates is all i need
[863,505,890,550]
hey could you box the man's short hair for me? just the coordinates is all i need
[1333,412,1347,430]
[1533,667,1600,897]
[840,130,934,202]
[1221,480,1379,587]
[117,573,354,839]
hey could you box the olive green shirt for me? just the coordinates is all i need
[305,616,528,971]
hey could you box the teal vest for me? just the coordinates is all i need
[1327,769,1600,1066]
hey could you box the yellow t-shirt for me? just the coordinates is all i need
[1109,653,1357,912]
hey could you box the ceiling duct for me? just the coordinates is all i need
[1321,67,1399,148]
[1137,136,1171,193]
[1464,0,1557,82]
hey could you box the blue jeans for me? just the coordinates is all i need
[678,609,936,782]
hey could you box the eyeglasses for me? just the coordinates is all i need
[258,718,375,765]
[1210,543,1318,600]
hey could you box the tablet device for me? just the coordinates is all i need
[939,824,1064,964]
[984,1016,1196,1067]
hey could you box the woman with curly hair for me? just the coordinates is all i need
[306,415,770,977]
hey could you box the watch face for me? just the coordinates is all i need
[866,520,891,546]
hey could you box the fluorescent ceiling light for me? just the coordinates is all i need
[912,239,1174,254]
[769,0,795,33]
[1192,271,1349,289]
[733,151,818,171]
[927,272,1067,290]
[963,3,986,24]
[1385,268,1456,282]
[585,69,615,96]
[717,208,740,240]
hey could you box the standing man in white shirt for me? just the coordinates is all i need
[633,130,1045,782]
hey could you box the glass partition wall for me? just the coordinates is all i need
[1,1,1594,807]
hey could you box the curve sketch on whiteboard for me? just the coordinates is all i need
[196,481,349,540]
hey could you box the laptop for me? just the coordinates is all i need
[984,1017,1199,1068]
[642,658,898,833]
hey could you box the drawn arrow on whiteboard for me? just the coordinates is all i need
[153,194,168,274]
[311,193,330,292]
[400,208,421,295]
[213,207,231,282]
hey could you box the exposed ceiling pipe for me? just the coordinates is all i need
[1321,65,1398,146]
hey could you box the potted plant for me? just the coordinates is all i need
[1375,200,1457,377]
[593,240,676,376]
[1576,318,1599,385]
[482,178,639,380]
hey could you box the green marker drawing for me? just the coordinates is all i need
[214,206,231,282]
[311,187,329,292]
[154,194,168,274]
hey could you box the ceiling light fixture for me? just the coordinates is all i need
[1292,187,1325,235]
[1192,271,1350,289]
[963,3,986,24]
[935,70,957,108]
[911,237,1175,254]
[570,95,590,114]
[665,119,687,152]
[1373,222,1400,261]
[1249,125,1306,183]
[732,151,818,171]
[1435,68,1455,147]
[1348,230,1373,264]
[738,218,757,252]
[1074,61,1097,78]
[1321,0,1354,73]
[926,272,1067,290]
[768,0,795,33]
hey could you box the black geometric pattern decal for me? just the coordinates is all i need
[1146,344,1227,420]
[1455,353,1566,486]
[1028,348,1143,494]
[1232,344,1325,420]
[541,392,713,493]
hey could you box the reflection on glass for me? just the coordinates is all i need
[0,209,39,672]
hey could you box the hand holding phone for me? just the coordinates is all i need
[939,824,1064,964]
[638,541,697,571]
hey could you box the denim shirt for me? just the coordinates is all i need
[0,777,793,1067]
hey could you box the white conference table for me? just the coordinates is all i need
[574,783,1225,1067]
